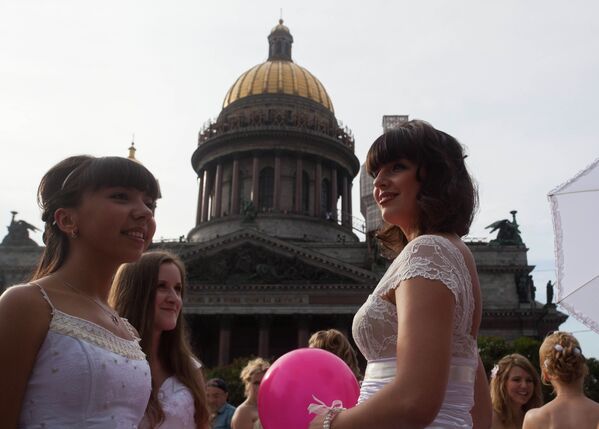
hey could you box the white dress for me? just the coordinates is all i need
[18,284,151,428]
[352,235,478,428]
[139,375,196,429]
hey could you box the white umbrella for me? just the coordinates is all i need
[548,158,599,334]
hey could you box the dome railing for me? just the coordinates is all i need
[198,106,355,150]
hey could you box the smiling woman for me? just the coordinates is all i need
[490,353,543,429]
[111,250,210,429]
[0,155,160,428]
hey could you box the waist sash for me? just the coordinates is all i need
[364,358,476,384]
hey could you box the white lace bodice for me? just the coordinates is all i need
[352,234,477,362]
[19,285,151,428]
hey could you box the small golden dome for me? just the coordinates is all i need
[222,60,334,112]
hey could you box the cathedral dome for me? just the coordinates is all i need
[221,20,334,112]
[222,61,334,112]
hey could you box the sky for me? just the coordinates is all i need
[1,1,598,356]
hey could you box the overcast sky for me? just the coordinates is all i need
[1,1,598,356]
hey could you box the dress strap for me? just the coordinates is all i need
[30,282,55,316]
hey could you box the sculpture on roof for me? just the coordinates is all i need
[485,210,523,245]
[1,211,40,247]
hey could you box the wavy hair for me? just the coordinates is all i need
[31,155,159,280]
[366,120,478,254]
[490,353,543,426]
[540,331,588,385]
[110,250,209,429]
[240,358,270,398]
[308,329,361,380]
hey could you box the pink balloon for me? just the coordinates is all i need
[258,348,360,429]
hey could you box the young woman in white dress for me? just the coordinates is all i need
[523,332,599,429]
[111,250,210,429]
[0,155,159,428]
[309,120,492,429]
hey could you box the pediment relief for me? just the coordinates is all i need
[180,231,376,285]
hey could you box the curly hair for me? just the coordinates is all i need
[489,353,543,426]
[365,120,478,253]
[240,358,270,398]
[540,331,588,385]
[308,329,361,380]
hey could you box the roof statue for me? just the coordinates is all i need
[1,211,40,247]
[485,210,524,245]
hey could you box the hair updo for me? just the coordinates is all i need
[540,331,588,384]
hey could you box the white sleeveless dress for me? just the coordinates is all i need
[138,375,197,428]
[18,284,152,428]
[352,235,478,428]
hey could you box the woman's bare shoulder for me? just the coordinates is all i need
[523,405,549,429]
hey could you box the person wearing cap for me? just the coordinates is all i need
[207,378,236,429]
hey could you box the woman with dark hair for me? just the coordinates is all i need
[490,354,542,429]
[309,120,491,428]
[111,250,210,429]
[523,332,599,429]
[0,155,159,427]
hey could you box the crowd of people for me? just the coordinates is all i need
[0,120,597,428]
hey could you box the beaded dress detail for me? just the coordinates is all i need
[19,284,151,428]
[352,235,478,428]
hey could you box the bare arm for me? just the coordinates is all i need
[471,355,492,429]
[522,408,546,429]
[310,276,455,429]
[0,285,50,428]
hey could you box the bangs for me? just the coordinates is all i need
[365,128,420,176]
[73,157,160,200]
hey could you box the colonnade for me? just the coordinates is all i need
[196,153,353,227]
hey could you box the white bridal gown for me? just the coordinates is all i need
[352,235,478,428]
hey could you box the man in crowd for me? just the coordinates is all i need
[206,378,236,429]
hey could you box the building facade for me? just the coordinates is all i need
[0,21,566,368]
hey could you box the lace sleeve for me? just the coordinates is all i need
[381,235,464,304]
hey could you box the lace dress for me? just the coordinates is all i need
[352,235,478,428]
[19,284,151,428]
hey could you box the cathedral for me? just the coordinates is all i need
[0,21,566,368]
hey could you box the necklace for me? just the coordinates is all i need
[63,280,121,326]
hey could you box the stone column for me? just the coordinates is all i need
[213,162,223,218]
[314,160,322,218]
[218,317,231,366]
[201,169,211,222]
[231,158,240,215]
[196,174,204,226]
[273,153,281,210]
[251,155,259,206]
[297,317,310,348]
[342,174,349,226]
[295,157,303,213]
[330,166,338,221]
[347,180,353,227]
[258,316,271,358]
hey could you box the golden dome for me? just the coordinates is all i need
[222,60,334,112]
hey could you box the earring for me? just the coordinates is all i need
[71,227,79,239]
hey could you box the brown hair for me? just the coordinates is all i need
[540,331,588,385]
[490,353,543,425]
[240,357,270,398]
[31,155,160,280]
[366,120,478,253]
[308,329,361,380]
[110,251,209,429]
